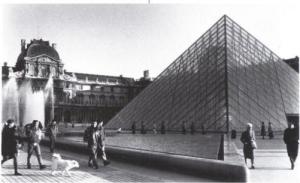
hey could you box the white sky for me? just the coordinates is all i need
[1,1,299,79]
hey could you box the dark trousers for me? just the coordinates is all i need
[287,143,299,162]
[2,153,18,173]
[49,136,56,153]
[27,143,43,166]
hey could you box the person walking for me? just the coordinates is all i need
[268,122,274,139]
[25,120,46,170]
[153,123,157,134]
[47,120,58,153]
[1,119,22,175]
[201,124,206,135]
[97,121,110,166]
[240,123,256,169]
[190,122,195,135]
[260,121,266,139]
[182,121,187,134]
[131,121,136,134]
[284,121,299,170]
[141,121,146,134]
[84,121,99,169]
[161,121,166,134]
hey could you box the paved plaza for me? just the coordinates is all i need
[1,144,211,183]
[1,132,299,182]
[234,134,300,183]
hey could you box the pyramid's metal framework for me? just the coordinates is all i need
[106,15,299,132]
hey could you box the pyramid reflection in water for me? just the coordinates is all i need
[106,15,299,132]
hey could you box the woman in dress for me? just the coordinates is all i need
[241,123,256,169]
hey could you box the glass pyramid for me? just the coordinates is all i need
[106,15,299,132]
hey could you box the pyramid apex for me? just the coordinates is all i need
[215,15,231,25]
[221,14,231,21]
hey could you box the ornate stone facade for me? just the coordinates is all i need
[15,39,64,79]
[3,39,151,125]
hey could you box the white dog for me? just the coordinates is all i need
[51,153,79,176]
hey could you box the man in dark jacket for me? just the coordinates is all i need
[284,121,299,170]
[84,121,99,169]
[25,120,46,170]
[97,121,110,166]
[47,120,58,153]
[1,119,22,175]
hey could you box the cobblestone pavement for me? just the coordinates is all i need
[1,145,211,183]
[1,150,111,183]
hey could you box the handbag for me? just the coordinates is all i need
[251,140,257,149]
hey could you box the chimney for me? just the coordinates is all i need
[21,39,26,51]
[52,43,57,50]
[143,70,149,79]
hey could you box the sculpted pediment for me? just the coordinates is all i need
[26,55,60,64]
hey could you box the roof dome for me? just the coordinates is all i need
[26,39,60,61]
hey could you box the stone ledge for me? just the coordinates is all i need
[41,138,248,182]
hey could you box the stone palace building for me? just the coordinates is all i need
[2,39,152,126]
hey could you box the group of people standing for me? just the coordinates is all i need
[131,121,199,135]
[2,119,47,176]
[260,121,274,139]
[241,121,299,170]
